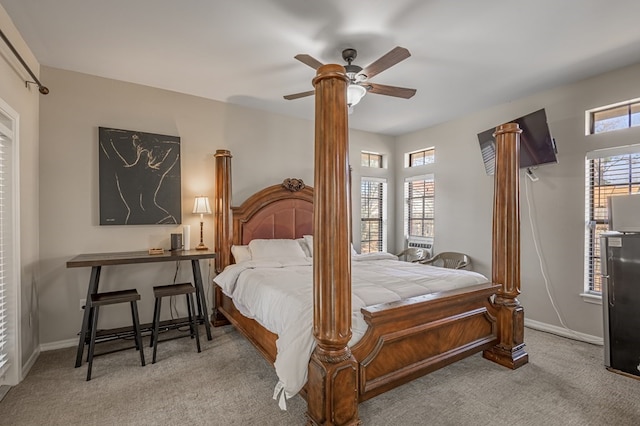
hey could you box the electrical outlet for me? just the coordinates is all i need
[80,299,86,311]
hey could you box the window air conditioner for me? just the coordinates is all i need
[407,236,433,259]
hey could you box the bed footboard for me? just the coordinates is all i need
[217,281,499,403]
[352,283,500,401]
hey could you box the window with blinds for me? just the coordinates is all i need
[0,121,10,377]
[585,146,640,293]
[360,178,386,253]
[0,103,16,382]
[405,174,435,238]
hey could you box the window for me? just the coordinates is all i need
[407,148,435,167]
[360,178,386,253]
[0,130,7,377]
[361,152,382,168]
[585,146,640,293]
[588,99,640,134]
[0,102,17,384]
[405,175,435,238]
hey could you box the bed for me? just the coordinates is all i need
[212,63,527,425]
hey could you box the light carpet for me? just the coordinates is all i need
[1,326,639,425]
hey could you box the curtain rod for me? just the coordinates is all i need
[0,27,49,94]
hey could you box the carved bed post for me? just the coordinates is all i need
[483,123,529,369]
[306,64,360,426]
[212,149,232,326]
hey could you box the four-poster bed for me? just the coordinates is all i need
[212,64,527,425]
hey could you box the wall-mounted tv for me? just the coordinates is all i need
[477,108,558,175]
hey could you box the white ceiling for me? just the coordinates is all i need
[3,0,640,136]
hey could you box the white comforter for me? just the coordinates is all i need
[214,253,488,408]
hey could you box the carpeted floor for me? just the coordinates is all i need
[1,326,639,425]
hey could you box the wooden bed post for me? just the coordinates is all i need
[212,149,232,326]
[306,64,360,426]
[483,123,529,369]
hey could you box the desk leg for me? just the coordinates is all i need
[191,259,212,340]
[75,266,101,368]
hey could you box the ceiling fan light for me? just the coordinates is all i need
[347,84,367,107]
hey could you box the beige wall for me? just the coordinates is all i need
[39,66,393,345]
[0,5,41,380]
[395,61,640,340]
[34,60,640,346]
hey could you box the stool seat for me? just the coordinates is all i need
[90,289,141,306]
[153,282,196,298]
[86,288,145,381]
[151,282,201,363]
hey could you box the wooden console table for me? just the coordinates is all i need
[67,249,216,368]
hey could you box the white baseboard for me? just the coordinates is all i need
[21,347,40,381]
[525,318,603,346]
[0,385,10,402]
[40,338,78,352]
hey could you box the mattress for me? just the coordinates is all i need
[214,252,488,408]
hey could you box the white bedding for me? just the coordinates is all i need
[214,252,488,408]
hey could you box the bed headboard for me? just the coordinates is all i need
[231,178,314,246]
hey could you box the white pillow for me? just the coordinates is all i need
[303,235,313,257]
[248,239,307,260]
[231,245,252,263]
[302,235,358,257]
[296,238,311,257]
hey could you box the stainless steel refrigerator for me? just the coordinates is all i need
[600,232,640,378]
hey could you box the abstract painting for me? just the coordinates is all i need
[99,127,181,225]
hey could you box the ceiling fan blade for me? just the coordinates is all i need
[361,46,411,79]
[283,90,315,100]
[366,83,416,99]
[294,54,324,70]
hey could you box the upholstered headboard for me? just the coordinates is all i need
[231,178,313,246]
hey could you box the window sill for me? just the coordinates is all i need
[580,292,602,305]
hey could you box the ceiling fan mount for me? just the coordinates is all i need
[341,48,363,78]
[284,46,417,104]
[342,48,358,63]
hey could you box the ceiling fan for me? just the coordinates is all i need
[283,46,417,108]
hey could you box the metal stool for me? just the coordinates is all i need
[150,283,201,363]
[86,289,145,381]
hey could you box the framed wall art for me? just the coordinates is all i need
[99,127,181,225]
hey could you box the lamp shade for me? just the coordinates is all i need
[192,196,212,215]
[347,84,367,107]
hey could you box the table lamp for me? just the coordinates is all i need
[192,196,212,250]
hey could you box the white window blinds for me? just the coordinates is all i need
[404,174,435,239]
[0,105,16,381]
[0,125,9,376]
[360,178,386,253]
[585,144,640,293]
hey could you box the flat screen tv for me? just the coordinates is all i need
[477,108,557,175]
